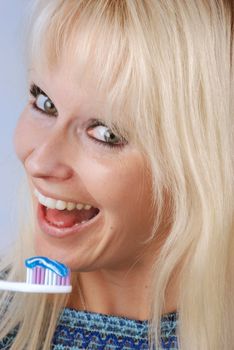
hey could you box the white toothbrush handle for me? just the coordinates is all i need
[0,281,72,294]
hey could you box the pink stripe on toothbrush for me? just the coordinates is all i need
[65,276,70,286]
[56,275,62,285]
[40,268,45,284]
[32,268,36,284]
[36,267,40,284]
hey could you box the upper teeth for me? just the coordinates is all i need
[34,189,92,211]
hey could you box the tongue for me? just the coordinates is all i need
[45,207,98,228]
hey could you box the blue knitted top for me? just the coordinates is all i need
[0,308,178,349]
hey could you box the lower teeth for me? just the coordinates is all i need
[46,218,88,227]
[74,220,88,226]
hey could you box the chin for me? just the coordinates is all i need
[33,235,83,270]
[33,234,64,261]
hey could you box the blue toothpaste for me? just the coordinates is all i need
[25,256,70,285]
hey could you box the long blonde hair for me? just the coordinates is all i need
[0,1,233,349]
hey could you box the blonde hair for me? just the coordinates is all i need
[0,0,233,349]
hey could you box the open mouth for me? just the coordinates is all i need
[34,188,101,237]
[42,205,100,229]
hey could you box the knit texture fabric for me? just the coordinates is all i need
[51,308,178,349]
[0,308,178,349]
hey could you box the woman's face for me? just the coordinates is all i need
[14,63,156,271]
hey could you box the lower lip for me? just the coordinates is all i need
[37,204,100,239]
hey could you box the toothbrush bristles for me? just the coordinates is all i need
[26,267,70,286]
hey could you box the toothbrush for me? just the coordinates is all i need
[0,256,72,293]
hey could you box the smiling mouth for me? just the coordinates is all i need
[43,205,100,228]
[33,188,100,229]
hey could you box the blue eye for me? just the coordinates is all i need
[30,84,58,116]
[35,94,57,115]
[87,124,123,146]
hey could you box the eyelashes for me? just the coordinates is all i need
[28,83,127,149]
[30,84,46,98]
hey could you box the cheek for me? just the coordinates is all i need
[79,154,152,213]
[14,111,33,163]
[14,107,48,164]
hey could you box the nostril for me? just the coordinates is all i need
[25,155,74,180]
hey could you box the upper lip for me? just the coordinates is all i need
[34,185,97,206]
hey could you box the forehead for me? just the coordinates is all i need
[29,6,128,103]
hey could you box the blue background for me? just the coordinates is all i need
[0,1,30,250]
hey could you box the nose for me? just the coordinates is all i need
[25,128,74,182]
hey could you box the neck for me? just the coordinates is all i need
[67,252,178,320]
[68,271,150,320]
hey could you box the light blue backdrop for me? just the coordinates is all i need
[0,1,30,250]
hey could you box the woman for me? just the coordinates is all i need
[0,0,233,349]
